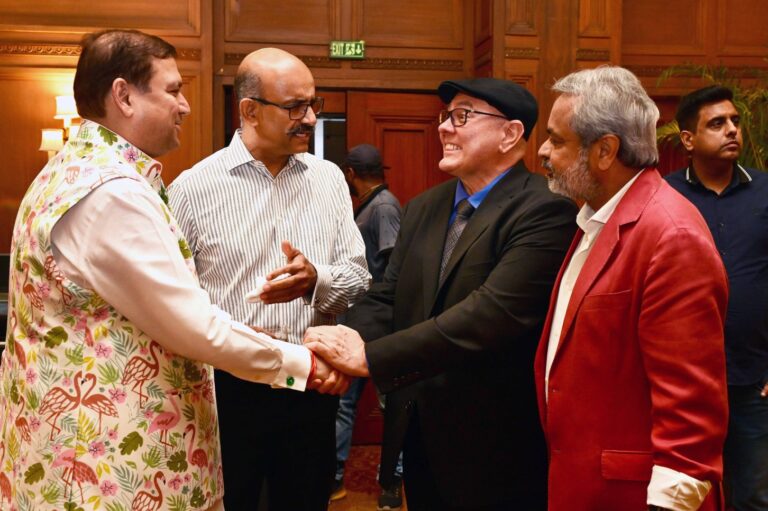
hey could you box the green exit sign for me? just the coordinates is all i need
[329,40,365,59]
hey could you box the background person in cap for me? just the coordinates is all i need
[304,78,578,509]
[332,143,405,508]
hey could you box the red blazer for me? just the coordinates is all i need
[534,169,729,511]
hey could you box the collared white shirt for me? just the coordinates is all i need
[168,132,369,344]
[544,170,710,510]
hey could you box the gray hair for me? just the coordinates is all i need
[552,66,659,168]
[234,68,261,101]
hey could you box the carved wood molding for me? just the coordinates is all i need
[176,48,201,61]
[504,47,540,59]
[0,43,200,61]
[225,53,342,68]
[351,58,463,71]
[0,43,80,57]
[576,48,610,61]
[626,65,764,78]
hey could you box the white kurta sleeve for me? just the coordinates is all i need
[51,177,311,390]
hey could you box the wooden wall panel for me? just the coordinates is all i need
[622,0,705,55]
[717,0,768,56]
[225,0,339,44]
[506,0,537,35]
[353,0,464,49]
[160,73,203,183]
[579,0,610,37]
[475,0,493,45]
[0,0,200,36]
[0,69,75,252]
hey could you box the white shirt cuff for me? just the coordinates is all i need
[647,464,711,511]
[308,264,333,308]
[266,336,311,391]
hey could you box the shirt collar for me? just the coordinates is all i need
[576,170,643,239]
[685,162,751,189]
[226,130,306,177]
[77,119,165,194]
[454,168,511,210]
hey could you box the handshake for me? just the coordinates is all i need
[302,325,371,395]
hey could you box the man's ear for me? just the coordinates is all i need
[679,130,695,152]
[110,78,133,117]
[239,98,259,127]
[500,120,525,153]
[594,134,620,171]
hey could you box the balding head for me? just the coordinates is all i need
[235,48,313,102]
[234,48,319,174]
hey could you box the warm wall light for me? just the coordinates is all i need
[39,128,64,160]
[54,95,78,128]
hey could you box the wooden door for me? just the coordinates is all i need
[346,90,446,444]
[347,91,448,207]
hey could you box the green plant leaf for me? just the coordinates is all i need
[23,462,45,484]
[98,127,118,145]
[167,451,188,473]
[119,431,144,455]
[44,326,68,348]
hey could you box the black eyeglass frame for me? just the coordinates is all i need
[248,96,324,120]
[438,107,508,127]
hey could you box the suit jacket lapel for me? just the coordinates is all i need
[555,169,661,355]
[421,185,455,316]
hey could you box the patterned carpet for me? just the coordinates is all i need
[328,445,408,511]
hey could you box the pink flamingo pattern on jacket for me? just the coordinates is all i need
[0,121,222,510]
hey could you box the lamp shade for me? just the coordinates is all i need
[39,129,64,151]
[54,95,77,119]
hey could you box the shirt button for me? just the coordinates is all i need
[286,376,295,386]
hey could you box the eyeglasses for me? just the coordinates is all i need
[249,96,324,120]
[438,108,508,127]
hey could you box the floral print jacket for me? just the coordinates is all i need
[0,120,222,511]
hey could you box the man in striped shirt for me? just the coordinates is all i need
[169,48,369,511]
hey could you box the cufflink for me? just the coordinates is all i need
[286,376,295,386]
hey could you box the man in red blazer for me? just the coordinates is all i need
[535,66,729,511]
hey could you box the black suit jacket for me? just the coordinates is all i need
[345,163,577,507]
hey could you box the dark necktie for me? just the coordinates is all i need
[439,198,475,285]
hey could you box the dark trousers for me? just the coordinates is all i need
[215,370,338,511]
[724,381,768,511]
[401,417,522,511]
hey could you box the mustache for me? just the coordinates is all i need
[288,124,315,136]
[541,160,553,172]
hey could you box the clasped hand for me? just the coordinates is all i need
[303,325,370,378]
[307,356,352,395]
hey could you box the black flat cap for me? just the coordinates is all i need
[438,78,538,140]
[345,144,389,173]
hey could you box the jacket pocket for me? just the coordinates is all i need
[601,450,653,481]
[581,289,631,311]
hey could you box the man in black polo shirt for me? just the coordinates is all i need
[666,85,768,511]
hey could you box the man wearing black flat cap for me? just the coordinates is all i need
[304,78,577,509]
